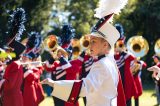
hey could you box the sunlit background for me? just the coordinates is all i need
[0,0,160,106]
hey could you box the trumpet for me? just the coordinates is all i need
[71,38,81,59]
[154,38,160,57]
[43,35,59,52]
[80,34,90,50]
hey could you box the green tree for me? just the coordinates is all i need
[114,0,160,82]
[65,0,99,38]
[0,0,53,43]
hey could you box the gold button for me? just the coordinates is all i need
[71,97,74,100]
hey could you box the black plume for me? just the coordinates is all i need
[6,8,26,44]
[60,24,75,45]
[26,31,42,49]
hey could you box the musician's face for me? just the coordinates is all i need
[153,57,159,64]
[21,56,31,62]
[90,36,109,57]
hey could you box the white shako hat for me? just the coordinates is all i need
[90,0,128,48]
[91,14,120,48]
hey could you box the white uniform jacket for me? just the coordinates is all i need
[51,54,119,106]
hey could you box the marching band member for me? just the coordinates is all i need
[40,0,129,105]
[22,52,38,106]
[130,58,147,106]
[149,55,160,105]
[114,23,137,106]
[43,47,79,106]
[33,56,45,105]
[59,24,75,60]
[114,24,126,106]
[0,8,26,106]
[22,31,44,106]
[22,52,44,106]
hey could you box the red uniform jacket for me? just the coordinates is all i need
[114,51,137,101]
[44,60,79,106]
[23,67,38,106]
[67,59,82,80]
[117,70,126,106]
[133,61,147,99]
[2,61,23,106]
[33,66,45,104]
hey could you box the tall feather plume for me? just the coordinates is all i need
[26,31,42,54]
[94,0,128,19]
[6,8,26,45]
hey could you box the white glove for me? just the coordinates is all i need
[147,65,160,72]
[40,78,54,87]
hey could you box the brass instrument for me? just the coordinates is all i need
[43,35,59,52]
[71,38,81,59]
[42,35,68,59]
[127,36,149,58]
[130,59,141,75]
[55,46,68,59]
[80,34,90,50]
[127,36,149,75]
[115,40,125,50]
[154,39,160,57]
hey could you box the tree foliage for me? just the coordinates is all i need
[65,0,98,37]
[0,0,53,42]
[114,0,160,81]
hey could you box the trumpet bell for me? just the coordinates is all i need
[127,36,149,57]
[155,39,160,57]
[80,34,90,50]
[115,40,125,49]
[71,38,81,59]
[43,35,58,51]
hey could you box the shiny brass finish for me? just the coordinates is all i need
[154,39,160,57]
[43,35,58,52]
[127,36,149,58]
[71,38,81,59]
[80,34,90,50]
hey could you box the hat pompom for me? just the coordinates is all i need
[95,0,128,18]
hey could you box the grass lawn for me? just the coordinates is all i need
[39,82,158,106]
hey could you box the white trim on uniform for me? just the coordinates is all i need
[24,70,33,78]
[61,63,71,70]
[52,80,75,101]
[56,71,67,79]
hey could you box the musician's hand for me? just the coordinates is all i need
[147,65,160,72]
[40,78,54,87]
